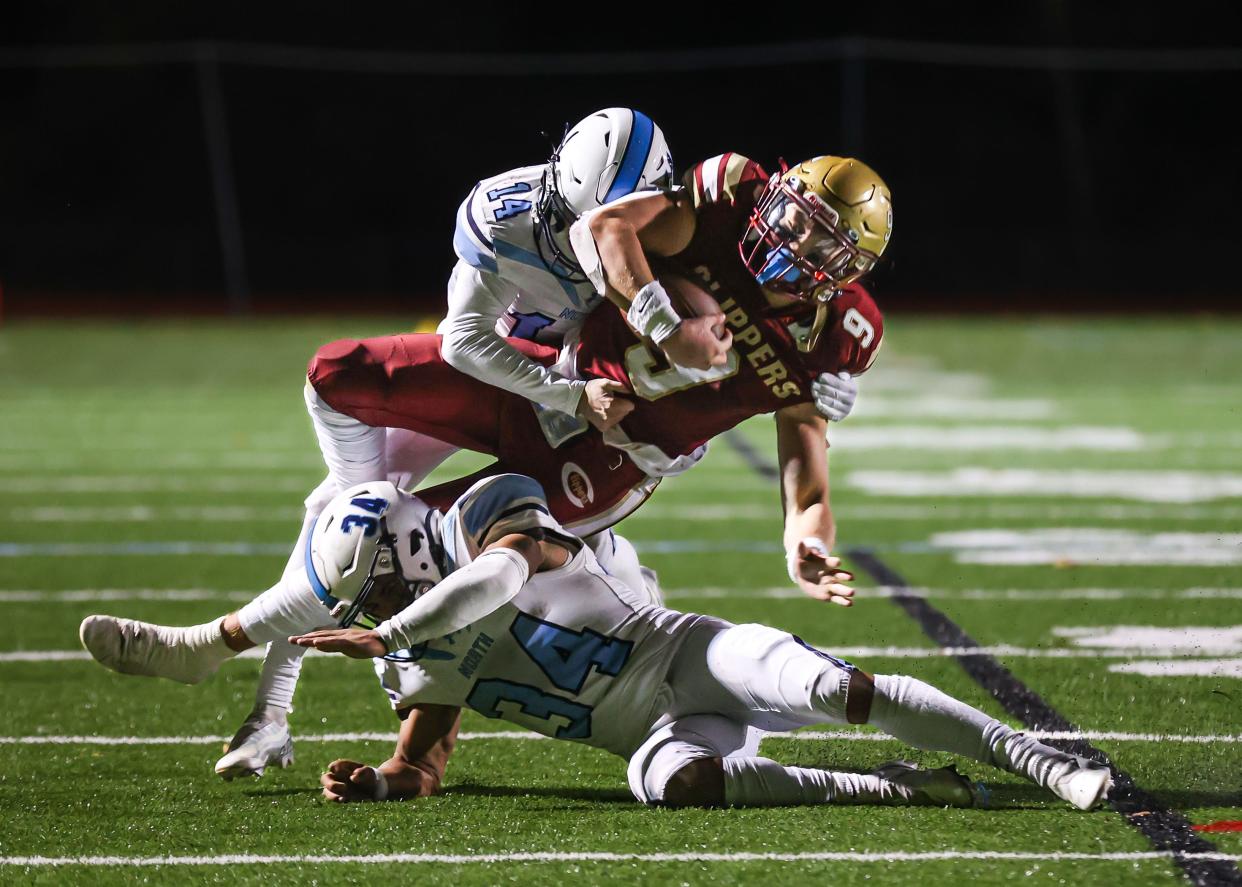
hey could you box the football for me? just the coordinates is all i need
[658,271,729,338]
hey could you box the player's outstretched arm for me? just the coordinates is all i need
[775,403,854,605]
[321,704,461,802]
[290,532,572,657]
[574,191,731,371]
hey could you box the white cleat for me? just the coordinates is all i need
[872,760,983,808]
[215,718,294,781]
[1046,756,1113,811]
[79,615,222,685]
[640,566,665,606]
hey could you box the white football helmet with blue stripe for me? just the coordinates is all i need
[535,108,673,281]
[305,482,445,631]
[551,108,673,218]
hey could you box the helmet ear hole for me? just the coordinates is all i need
[536,107,670,285]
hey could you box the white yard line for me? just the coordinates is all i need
[927,528,1242,566]
[1,729,1237,746]
[830,426,1149,451]
[9,501,1242,521]
[852,398,1055,420]
[1110,659,1242,679]
[4,533,1242,561]
[5,586,1240,604]
[0,454,323,471]
[0,589,255,603]
[0,476,311,493]
[6,644,1241,662]
[1,850,1237,867]
[0,542,292,557]
[846,469,1242,503]
[895,504,1225,521]
[662,586,1242,601]
[2,506,304,523]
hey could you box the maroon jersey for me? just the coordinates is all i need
[574,153,885,460]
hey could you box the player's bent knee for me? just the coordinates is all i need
[307,339,371,395]
[660,757,725,808]
[627,716,747,806]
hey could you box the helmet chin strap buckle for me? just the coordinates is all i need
[329,600,351,620]
[797,301,833,353]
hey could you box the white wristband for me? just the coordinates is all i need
[626,280,682,345]
[787,536,830,583]
[370,766,389,801]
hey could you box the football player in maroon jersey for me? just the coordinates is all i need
[308,152,891,602]
[248,152,893,783]
[566,152,890,600]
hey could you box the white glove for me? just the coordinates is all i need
[811,371,858,422]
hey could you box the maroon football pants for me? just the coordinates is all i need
[307,334,658,533]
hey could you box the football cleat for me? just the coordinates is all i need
[215,717,294,781]
[872,760,983,808]
[1044,755,1113,811]
[79,615,224,685]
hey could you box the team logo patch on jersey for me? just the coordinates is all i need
[561,462,595,509]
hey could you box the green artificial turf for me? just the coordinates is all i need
[0,315,1239,885]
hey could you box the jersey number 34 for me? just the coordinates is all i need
[465,613,634,739]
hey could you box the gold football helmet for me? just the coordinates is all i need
[741,155,892,302]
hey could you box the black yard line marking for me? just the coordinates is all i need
[721,430,779,481]
[721,432,1241,884]
[847,547,1241,887]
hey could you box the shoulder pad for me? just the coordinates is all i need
[683,153,769,210]
[819,285,885,375]
[440,473,559,571]
[452,166,544,274]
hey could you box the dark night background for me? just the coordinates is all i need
[1,3,1239,315]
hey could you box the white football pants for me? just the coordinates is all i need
[628,622,1016,805]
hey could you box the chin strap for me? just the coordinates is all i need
[795,300,833,353]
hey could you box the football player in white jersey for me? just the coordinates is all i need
[80,474,1112,812]
[227,109,867,782]
[221,108,679,780]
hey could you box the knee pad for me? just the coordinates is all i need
[627,715,749,804]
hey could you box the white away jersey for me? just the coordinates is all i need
[377,473,705,758]
[452,165,602,345]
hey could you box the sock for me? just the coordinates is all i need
[721,757,914,806]
[868,674,1089,793]
[990,731,1084,789]
[250,640,307,718]
[383,428,459,489]
[305,382,387,490]
[180,619,235,669]
[869,673,1014,765]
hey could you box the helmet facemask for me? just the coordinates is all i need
[535,108,673,284]
[336,517,439,633]
[534,156,590,284]
[741,174,879,302]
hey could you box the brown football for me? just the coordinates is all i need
[655,272,729,342]
[657,272,721,320]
